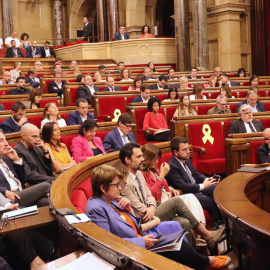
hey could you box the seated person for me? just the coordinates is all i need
[150,75,169,90]
[35,60,43,70]
[250,84,259,96]
[0,71,15,85]
[120,68,133,82]
[103,113,136,152]
[220,85,235,98]
[93,71,105,83]
[26,40,41,58]
[128,76,143,91]
[228,104,265,134]
[167,68,178,80]
[20,32,31,48]
[142,67,156,81]
[48,72,66,97]
[41,102,67,129]
[71,119,105,163]
[25,68,40,88]
[76,74,85,83]
[114,62,124,74]
[5,31,21,48]
[5,40,23,58]
[147,62,157,73]
[249,74,259,86]
[219,73,240,87]
[42,122,76,171]
[187,67,201,80]
[73,66,81,76]
[10,61,22,83]
[257,128,270,163]
[207,95,231,115]
[205,75,217,88]
[103,76,122,92]
[98,65,108,75]
[0,102,29,134]
[143,97,170,141]
[40,41,56,58]
[236,90,266,113]
[8,77,31,95]
[189,84,207,100]
[132,84,151,103]
[238,68,247,77]
[28,87,42,109]
[163,86,178,102]
[70,60,77,70]
[179,76,190,89]
[173,94,197,117]
[78,75,99,104]
[114,25,129,41]
[140,25,154,38]
[67,98,94,126]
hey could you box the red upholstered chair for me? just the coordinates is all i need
[231,91,237,98]
[211,92,220,99]
[96,130,111,141]
[197,105,216,115]
[259,81,266,85]
[60,134,77,153]
[127,95,138,104]
[155,94,168,101]
[239,91,247,98]
[67,87,79,106]
[0,119,5,124]
[259,118,270,128]
[66,43,76,46]
[45,80,54,94]
[229,103,237,113]
[188,122,226,174]
[1,101,16,110]
[69,79,77,83]
[100,86,107,91]
[40,99,59,108]
[223,121,232,138]
[21,49,26,58]
[258,90,267,97]
[60,113,69,123]
[166,107,177,123]
[76,41,88,44]
[0,91,3,95]
[28,115,44,128]
[121,85,130,91]
[242,82,249,86]
[2,89,11,95]
[264,102,270,112]
[250,141,265,164]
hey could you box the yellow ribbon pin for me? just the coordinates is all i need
[202,124,214,144]
[112,109,121,122]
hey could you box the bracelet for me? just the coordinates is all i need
[43,151,49,155]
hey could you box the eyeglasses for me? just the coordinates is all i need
[108,182,122,189]
[219,103,227,106]
[264,138,270,141]
[123,123,132,129]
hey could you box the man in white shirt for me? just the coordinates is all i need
[5,31,21,48]
[132,84,151,103]
[40,41,56,58]
[78,75,100,104]
[0,71,15,85]
[114,25,129,41]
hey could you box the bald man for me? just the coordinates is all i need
[0,71,15,85]
[257,128,270,164]
[13,124,55,185]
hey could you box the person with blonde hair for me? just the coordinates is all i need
[179,76,190,89]
[10,61,22,83]
[173,94,197,117]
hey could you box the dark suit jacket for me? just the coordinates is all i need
[142,76,156,81]
[257,143,270,164]
[13,142,55,185]
[236,100,266,113]
[77,85,100,104]
[0,117,29,134]
[103,86,122,92]
[25,76,40,88]
[114,32,129,41]
[166,156,206,193]
[5,47,23,58]
[132,95,143,103]
[8,88,31,95]
[83,23,92,39]
[67,111,94,126]
[103,128,136,152]
[26,46,41,58]
[150,84,169,90]
[48,81,66,97]
[0,156,27,195]
[187,76,201,79]
[230,81,240,87]
[40,47,56,58]
[228,119,265,134]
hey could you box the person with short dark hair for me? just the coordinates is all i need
[167,68,178,80]
[25,68,40,88]
[147,62,157,73]
[103,113,136,152]
[249,74,259,86]
[114,25,129,41]
[26,40,41,58]
[219,73,240,87]
[257,128,270,163]
[114,62,125,74]
[132,84,151,103]
[150,75,169,90]
[82,17,92,42]
[0,102,29,133]
[78,75,100,104]
[142,67,156,81]
[28,88,42,109]
[163,86,178,102]
[140,25,154,38]
[76,74,85,83]
[71,119,105,163]
[98,65,108,75]
[48,72,66,97]
[5,40,23,58]
[188,67,201,80]
[20,33,30,48]
[8,77,31,95]
[67,98,94,125]
[40,41,56,58]
[103,76,122,92]
[238,68,246,77]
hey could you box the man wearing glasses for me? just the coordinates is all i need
[150,75,169,90]
[103,113,136,152]
[257,128,270,163]
[207,95,231,114]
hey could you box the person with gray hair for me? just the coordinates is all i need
[214,67,222,78]
[228,104,264,134]
[207,95,231,114]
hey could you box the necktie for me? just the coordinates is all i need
[248,122,256,132]
[135,175,146,204]
[183,162,196,184]
[0,159,22,191]
[32,47,35,58]
[122,135,128,145]
[13,48,17,56]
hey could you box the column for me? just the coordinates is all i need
[97,0,105,42]
[192,0,209,69]
[53,0,63,46]
[2,0,13,40]
[174,0,191,71]
[107,0,119,41]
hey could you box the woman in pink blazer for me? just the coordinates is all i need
[71,119,105,163]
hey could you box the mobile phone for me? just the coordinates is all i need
[155,232,164,239]
[213,174,220,181]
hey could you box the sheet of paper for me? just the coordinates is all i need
[58,252,115,270]
[65,213,90,224]
[3,205,38,219]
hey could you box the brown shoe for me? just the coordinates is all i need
[207,226,225,250]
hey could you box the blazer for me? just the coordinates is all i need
[13,142,55,185]
[82,23,92,38]
[102,86,123,92]
[70,135,105,163]
[26,46,41,58]
[229,81,240,87]
[132,95,143,103]
[25,76,40,88]
[0,117,29,134]
[0,156,27,196]
[5,47,23,58]
[66,111,94,126]
[228,119,265,134]
[142,76,156,81]
[48,81,66,97]
[77,85,100,104]
[103,128,136,152]
[166,157,206,193]
[257,143,270,164]
[114,32,129,41]
[40,47,56,58]
[207,106,231,115]
[150,84,169,90]
[187,76,201,79]
[236,100,266,113]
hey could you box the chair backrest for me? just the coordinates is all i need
[1,101,16,110]
[45,80,54,93]
[28,115,44,129]
[127,95,138,104]
[60,134,77,153]
[239,91,248,98]
[134,108,149,129]
[40,99,59,108]
[69,87,79,106]
[96,130,111,141]
[259,118,270,129]
[250,141,265,164]
[197,104,216,115]
[157,152,173,168]
[223,120,232,138]
[264,102,270,112]
[166,107,177,123]
[229,103,237,113]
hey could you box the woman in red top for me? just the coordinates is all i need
[143,97,170,141]
[140,25,154,39]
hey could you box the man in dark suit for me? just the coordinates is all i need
[25,68,40,88]
[167,68,178,80]
[132,84,151,103]
[81,17,92,42]
[142,67,156,81]
[166,137,223,224]
[67,98,94,125]
[114,62,124,74]
[103,113,136,152]
[8,77,31,95]
[0,102,29,134]
[77,75,99,104]
[48,72,66,97]
[257,128,270,163]
[26,40,41,58]
[103,76,122,92]
[150,75,169,90]
[228,104,265,134]
[13,124,55,185]
[219,73,240,87]
[236,90,266,113]
[40,41,56,58]
[114,25,129,41]
[187,67,201,80]
[5,40,23,58]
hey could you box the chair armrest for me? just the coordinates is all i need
[95,115,111,122]
[193,146,206,155]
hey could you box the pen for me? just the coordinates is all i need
[72,213,81,221]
